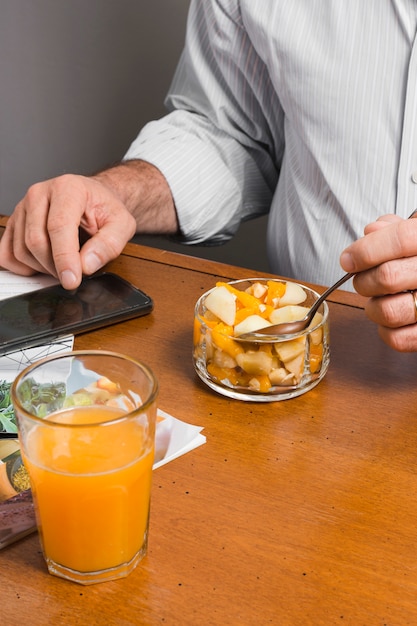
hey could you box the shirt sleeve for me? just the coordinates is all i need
[123,0,282,245]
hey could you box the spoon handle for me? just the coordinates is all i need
[299,272,354,324]
[310,272,354,314]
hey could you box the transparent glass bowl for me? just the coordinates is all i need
[193,278,330,401]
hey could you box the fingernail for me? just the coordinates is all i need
[340,251,355,272]
[60,270,78,290]
[83,251,102,275]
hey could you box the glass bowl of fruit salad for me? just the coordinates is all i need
[193,278,330,401]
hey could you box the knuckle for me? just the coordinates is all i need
[100,232,124,258]
[375,263,400,291]
[25,181,46,205]
[397,219,417,253]
[367,292,414,328]
[24,227,44,251]
[380,298,400,327]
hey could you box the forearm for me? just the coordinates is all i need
[93,159,179,235]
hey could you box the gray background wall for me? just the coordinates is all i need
[0,0,269,272]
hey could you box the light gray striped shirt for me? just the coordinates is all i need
[125,0,417,288]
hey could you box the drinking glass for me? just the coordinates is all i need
[12,350,158,585]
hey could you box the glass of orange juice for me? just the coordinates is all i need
[11,350,158,585]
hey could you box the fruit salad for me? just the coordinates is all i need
[193,279,330,400]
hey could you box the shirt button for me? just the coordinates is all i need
[412,171,417,183]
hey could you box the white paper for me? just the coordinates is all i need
[0,270,58,295]
[154,409,206,470]
[0,337,75,382]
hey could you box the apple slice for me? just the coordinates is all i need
[284,353,305,382]
[236,350,273,375]
[234,314,272,337]
[274,337,306,363]
[204,286,236,326]
[309,312,324,344]
[269,305,309,325]
[279,282,307,306]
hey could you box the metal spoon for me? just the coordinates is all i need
[239,272,353,340]
[239,208,417,341]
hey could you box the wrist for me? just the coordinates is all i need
[92,159,179,234]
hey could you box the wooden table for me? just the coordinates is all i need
[2,234,417,625]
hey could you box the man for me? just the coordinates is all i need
[1,1,417,351]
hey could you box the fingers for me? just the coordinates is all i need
[365,291,416,327]
[341,215,417,275]
[53,177,136,281]
[377,324,417,352]
[79,207,137,276]
[363,290,417,352]
[0,186,54,276]
[0,175,136,290]
[350,255,417,297]
[338,213,417,351]
[363,213,402,235]
[0,177,84,287]
[341,213,417,297]
[45,177,89,288]
[0,212,38,277]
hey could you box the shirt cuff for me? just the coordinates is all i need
[123,116,247,245]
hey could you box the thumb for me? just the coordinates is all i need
[80,214,136,275]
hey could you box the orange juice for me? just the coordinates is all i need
[23,405,154,577]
